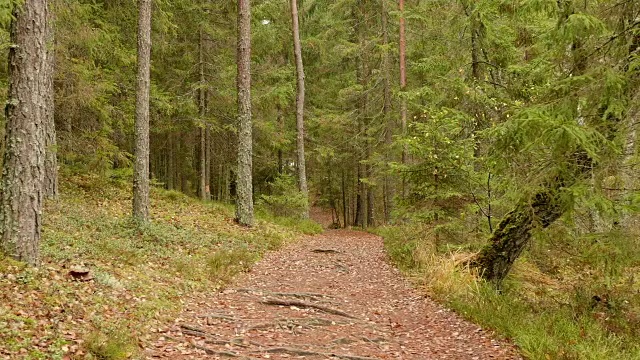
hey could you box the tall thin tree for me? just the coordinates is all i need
[236,0,254,227]
[1,0,51,265]
[198,17,210,201]
[133,0,152,221]
[44,5,58,199]
[381,0,394,224]
[291,0,309,218]
[399,0,407,198]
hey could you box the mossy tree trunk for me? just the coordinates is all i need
[471,180,572,283]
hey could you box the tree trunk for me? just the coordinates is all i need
[399,0,408,198]
[622,90,640,227]
[133,0,152,222]
[206,124,211,200]
[381,0,393,224]
[198,24,210,201]
[1,0,50,265]
[471,170,583,283]
[353,0,370,228]
[342,169,348,228]
[276,104,284,174]
[291,0,309,218]
[224,164,231,203]
[366,163,374,227]
[199,126,207,200]
[470,15,481,81]
[44,6,58,199]
[355,162,365,227]
[236,0,254,227]
[167,134,175,190]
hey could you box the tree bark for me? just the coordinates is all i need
[471,179,574,283]
[224,164,231,203]
[341,169,348,228]
[355,161,365,227]
[44,5,57,199]
[366,158,374,227]
[133,0,152,221]
[199,126,207,199]
[291,0,309,218]
[399,0,408,198]
[206,123,211,199]
[622,91,639,227]
[198,23,210,201]
[381,0,393,224]
[167,133,175,190]
[470,15,481,81]
[353,1,366,228]
[236,0,254,227]
[1,0,50,265]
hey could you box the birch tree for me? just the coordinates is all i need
[291,0,309,218]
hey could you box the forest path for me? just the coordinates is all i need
[147,231,520,359]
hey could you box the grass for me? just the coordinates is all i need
[376,221,640,360]
[0,173,315,359]
[255,207,324,235]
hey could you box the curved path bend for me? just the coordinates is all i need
[148,230,520,359]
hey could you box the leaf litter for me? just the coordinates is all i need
[147,230,522,359]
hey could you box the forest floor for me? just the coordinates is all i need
[0,176,320,359]
[146,230,521,360]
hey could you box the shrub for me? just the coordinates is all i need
[258,174,308,218]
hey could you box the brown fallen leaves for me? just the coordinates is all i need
[147,231,522,359]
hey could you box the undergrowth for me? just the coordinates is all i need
[0,174,316,359]
[256,209,324,235]
[377,222,640,360]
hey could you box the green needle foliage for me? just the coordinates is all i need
[1,0,640,358]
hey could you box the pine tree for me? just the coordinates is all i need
[44,5,58,199]
[235,0,254,227]
[399,0,407,198]
[133,0,152,222]
[1,0,51,265]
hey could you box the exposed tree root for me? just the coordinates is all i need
[312,249,342,254]
[164,335,243,358]
[197,313,237,321]
[261,298,358,319]
[237,288,334,300]
[248,316,346,331]
[191,343,242,358]
[250,346,380,360]
[180,323,211,334]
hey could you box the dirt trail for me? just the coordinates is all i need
[147,231,520,359]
